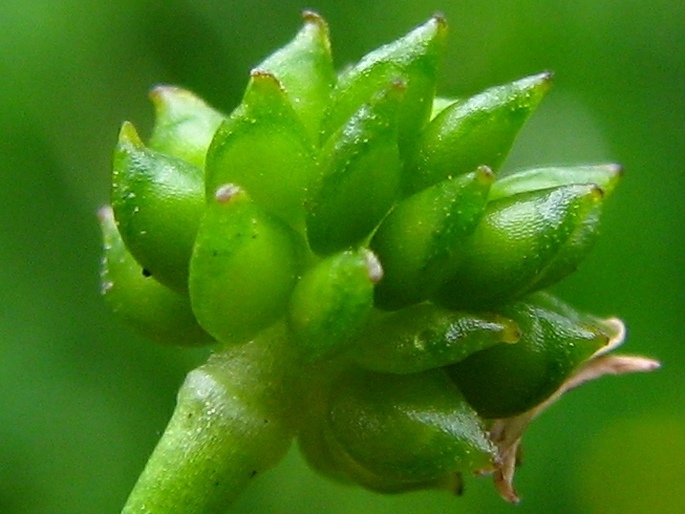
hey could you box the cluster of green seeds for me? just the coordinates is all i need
[100,12,657,512]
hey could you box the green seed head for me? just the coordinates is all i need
[102,12,658,506]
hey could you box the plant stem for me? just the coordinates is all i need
[122,324,299,514]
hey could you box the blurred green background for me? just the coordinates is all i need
[1,0,683,513]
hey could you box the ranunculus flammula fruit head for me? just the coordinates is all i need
[100,11,659,513]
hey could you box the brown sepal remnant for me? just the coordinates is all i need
[479,318,660,503]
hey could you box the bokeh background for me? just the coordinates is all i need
[1,0,683,513]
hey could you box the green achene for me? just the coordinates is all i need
[189,184,304,345]
[288,248,381,361]
[111,122,205,292]
[371,166,494,309]
[327,369,496,487]
[306,81,404,254]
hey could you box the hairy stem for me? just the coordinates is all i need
[122,324,299,514]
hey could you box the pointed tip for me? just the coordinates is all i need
[149,85,174,116]
[516,71,554,95]
[302,9,328,31]
[396,11,448,45]
[493,470,521,504]
[607,162,624,187]
[249,69,285,91]
[611,163,624,177]
[96,204,114,223]
[644,358,662,371]
[475,165,496,185]
[214,183,243,203]
[535,70,554,90]
[118,121,144,147]
[363,250,384,283]
[149,84,202,109]
[488,71,554,114]
[430,12,448,30]
[607,355,662,374]
[426,12,449,44]
[540,70,555,91]
[594,163,623,197]
[149,84,179,103]
[299,10,332,53]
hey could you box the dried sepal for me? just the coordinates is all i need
[484,318,660,502]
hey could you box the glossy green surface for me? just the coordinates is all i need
[435,184,604,307]
[351,304,520,374]
[371,168,493,308]
[327,369,495,484]
[148,86,225,169]
[321,16,446,154]
[404,73,551,195]
[306,83,403,254]
[206,72,317,231]
[98,205,213,346]
[111,122,205,292]
[288,248,379,361]
[488,164,622,201]
[256,11,336,140]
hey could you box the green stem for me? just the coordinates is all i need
[122,324,299,514]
